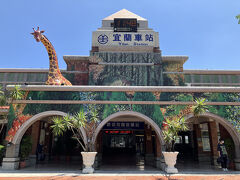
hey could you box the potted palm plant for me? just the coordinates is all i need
[162,98,207,174]
[162,116,188,173]
[51,107,99,173]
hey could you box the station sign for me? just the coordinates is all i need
[92,31,159,47]
[102,121,144,130]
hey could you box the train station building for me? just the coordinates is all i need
[0,9,240,172]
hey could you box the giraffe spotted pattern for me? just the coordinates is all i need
[31,27,72,86]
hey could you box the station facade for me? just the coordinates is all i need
[0,9,240,171]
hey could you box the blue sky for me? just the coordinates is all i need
[1,0,240,70]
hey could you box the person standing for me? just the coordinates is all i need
[217,138,228,171]
[36,142,45,162]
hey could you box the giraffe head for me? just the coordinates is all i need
[31,27,45,42]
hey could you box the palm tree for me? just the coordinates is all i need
[9,85,24,102]
[51,108,99,152]
[192,98,208,117]
[9,85,29,116]
[162,116,189,152]
[0,85,25,106]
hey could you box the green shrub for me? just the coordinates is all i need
[0,145,5,164]
[19,135,32,161]
[225,138,235,160]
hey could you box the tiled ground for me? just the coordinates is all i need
[0,174,240,180]
[1,158,240,180]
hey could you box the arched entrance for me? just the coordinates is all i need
[93,111,165,170]
[176,112,240,170]
[2,111,87,170]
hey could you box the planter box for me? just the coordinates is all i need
[163,152,179,173]
[81,152,97,174]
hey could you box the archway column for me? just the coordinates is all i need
[155,135,165,170]
[94,131,103,169]
[208,121,219,166]
[145,124,154,166]
[2,144,20,169]
[28,121,41,166]
[234,144,240,170]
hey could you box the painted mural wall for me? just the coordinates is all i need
[5,53,240,142]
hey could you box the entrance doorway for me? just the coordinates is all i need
[102,129,145,166]
[97,119,158,171]
[175,131,194,162]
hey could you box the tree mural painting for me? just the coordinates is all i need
[5,85,32,143]
[23,91,82,115]
[132,92,164,126]
[7,90,240,140]
[102,92,130,119]
[87,52,165,126]
[5,114,32,143]
[89,52,163,86]
[205,93,240,134]
[4,69,240,143]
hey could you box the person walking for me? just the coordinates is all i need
[217,138,228,171]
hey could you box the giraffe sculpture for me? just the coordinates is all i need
[31,27,72,86]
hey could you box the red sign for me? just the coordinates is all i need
[105,130,132,134]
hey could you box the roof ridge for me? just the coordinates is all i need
[103,9,146,21]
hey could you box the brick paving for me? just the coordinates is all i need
[1,174,240,180]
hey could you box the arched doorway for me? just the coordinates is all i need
[175,112,240,170]
[93,111,165,171]
[2,111,87,170]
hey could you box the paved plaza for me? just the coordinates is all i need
[1,162,240,180]
[0,172,240,180]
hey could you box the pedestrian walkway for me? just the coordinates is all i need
[1,160,240,180]
[1,165,240,180]
[0,172,240,180]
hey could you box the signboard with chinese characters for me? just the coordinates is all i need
[102,121,145,130]
[92,31,159,47]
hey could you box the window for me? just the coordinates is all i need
[185,136,189,144]
[200,123,211,151]
[0,73,5,81]
[175,136,182,143]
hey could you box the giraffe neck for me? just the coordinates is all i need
[40,35,61,74]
